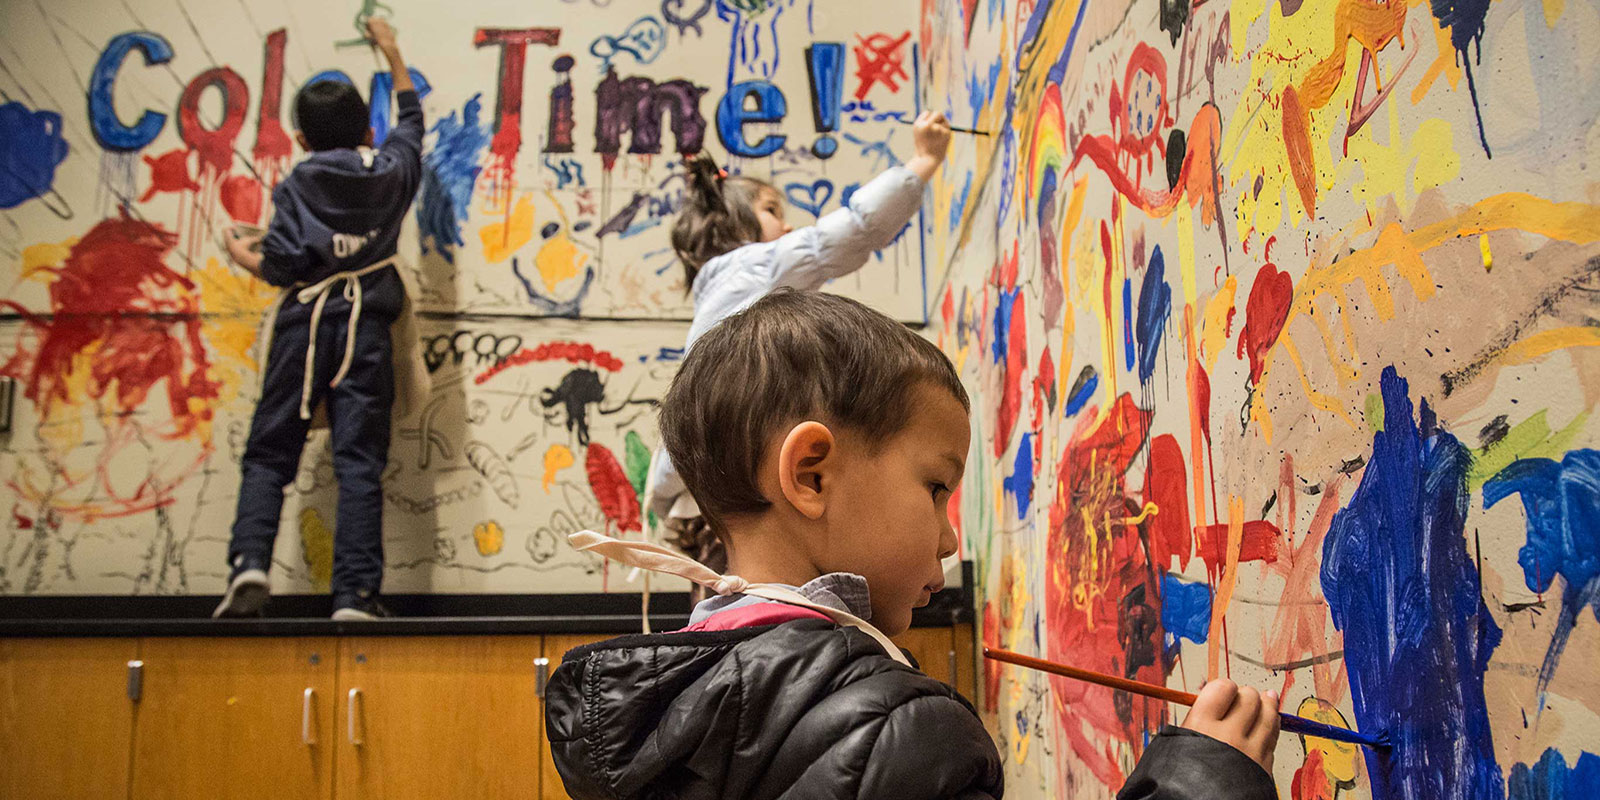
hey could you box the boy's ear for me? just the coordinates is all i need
[294,131,309,152]
[777,421,835,520]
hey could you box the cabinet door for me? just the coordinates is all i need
[539,634,616,800]
[129,637,336,800]
[0,637,138,800]
[336,636,543,800]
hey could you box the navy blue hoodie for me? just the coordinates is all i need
[261,89,424,325]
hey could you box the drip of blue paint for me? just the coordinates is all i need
[1135,246,1173,383]
[1429,0,1493,156]
[1122,278,1136,371]
[417,94,491,264]
[1483,449,1600,704]
[1321,366,1504,800]
[1160,572,1210,645]
[1003,432,1035,517]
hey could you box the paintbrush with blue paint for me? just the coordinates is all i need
[984,647,1391,750]
[896,118,990,136]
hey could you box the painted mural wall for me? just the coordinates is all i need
[922,0,1600,798]
[0,0,928,595]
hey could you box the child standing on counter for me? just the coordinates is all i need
[215,17,427,620]
[647,111,953,581]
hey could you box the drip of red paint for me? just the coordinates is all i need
[586,443,641,534]
[139,148,201,202]
[219,175,263,224]
[178,67,249,177]
[252,29,293,181]
[1237,263,1294,384]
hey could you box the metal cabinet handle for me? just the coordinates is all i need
[126,660,144,702]
[347,688,364,746]
[302,688,316,745]
[948,649,958,688]
[535,657,550,699]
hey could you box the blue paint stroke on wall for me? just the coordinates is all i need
[991,286,1020,365]
[1003,432,1034,517]
[1508,748,1600,800]
[1136,246,1172,383]
[948,170,973,236]
[1160,572,1210,644]
[1064,365,1098,417]
[1483,448,1600,702]
[1122,277,1136,371]
[0,102,69,210]
[416,94,491,264]
[1322,366,1504,800]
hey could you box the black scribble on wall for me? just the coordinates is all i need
[464,440,520,508]
[541,368,606,445]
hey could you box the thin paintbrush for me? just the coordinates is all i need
[984,647,1390,750]
[896,118,991,136]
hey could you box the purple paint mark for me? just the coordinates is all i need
[0,102,69,210]
[1003,431,1034,517]
[1483,449,1600,702]
[1160,572,1210,644]
[1322,366,1504,800]
[1135,246,1172,383]
[417,94,491,264]
[1509,748,1600,800]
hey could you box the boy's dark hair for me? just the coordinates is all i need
[671,154,774,289]
[293,80,370,151]
[660,289,970,536]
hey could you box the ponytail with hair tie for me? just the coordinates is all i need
[672,153,775,290]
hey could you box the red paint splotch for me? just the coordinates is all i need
[1045,392,1169,788]
[1291,747,1334,800]
[219,175,264,224]
[139,148,201,202]
[1,215,217,437]
[1142,433,1193,572]
[586,443,641,534]
[475,341,626,385]
[1195,520,1283,574]
[1237,260,1294,384]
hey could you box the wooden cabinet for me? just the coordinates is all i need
[0,624,970,800]
[335,636,544,800]
[129,637,337,800]
[538,634,614,800]
[0,638,138,800]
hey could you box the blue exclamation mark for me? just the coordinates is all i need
[806,43,844,159]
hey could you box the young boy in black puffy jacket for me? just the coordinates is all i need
[544,289,1281,800]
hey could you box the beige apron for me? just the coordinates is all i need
[253,256,430,428]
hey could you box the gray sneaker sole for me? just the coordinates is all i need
[331,607,379,621]
[212,569,269,618]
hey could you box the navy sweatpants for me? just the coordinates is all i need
[229,307,394,598]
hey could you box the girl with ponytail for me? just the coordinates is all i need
[650,111,953,588]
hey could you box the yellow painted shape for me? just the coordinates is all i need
[1296,698,1361,781]
[1496,326,1600,367]
[1479,233,1493,271]
[535,234,587,292]
[542,444,575,492]
[1343,116,1461,216]
[1200,276,1238,372]
[1543,0,1565,25]
[21,238,75,280]
[299,508,333,592]
[473,520,505,556]
[480,193,535,263]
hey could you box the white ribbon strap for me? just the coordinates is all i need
[569,531,909,666]
[293,256,399,420]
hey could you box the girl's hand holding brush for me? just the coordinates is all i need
[1181,679,1282,772]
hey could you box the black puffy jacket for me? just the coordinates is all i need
[544,619,1277,800]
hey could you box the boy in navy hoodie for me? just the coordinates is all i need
[215,17,421,620]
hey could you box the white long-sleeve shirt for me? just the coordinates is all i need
[647,164,928,524]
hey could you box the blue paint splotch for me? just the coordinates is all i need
[1064,365,1098,417]
[1135,246,1173,383]
[1321,366,1504,800]
[1003,431,1034,517]
[417,94,491,264]
[1509,748,1600,800]
[1429,0,1492,156]
[0,101,69,210]
[992,286,1021,365]
[1483,448,1600,701]
[1160,572,1210,644]
[1122,277,1136,372]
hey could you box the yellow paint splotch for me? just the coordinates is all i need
[473,520,505,556]
[542,444,575,492]
[535,233,587,292]
[480,193,535,263]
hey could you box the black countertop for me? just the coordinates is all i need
[0,581,974,638]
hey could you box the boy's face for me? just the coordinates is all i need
[815,383,968,636]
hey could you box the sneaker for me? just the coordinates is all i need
[331,589,392,621]
[212,555,270,618]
